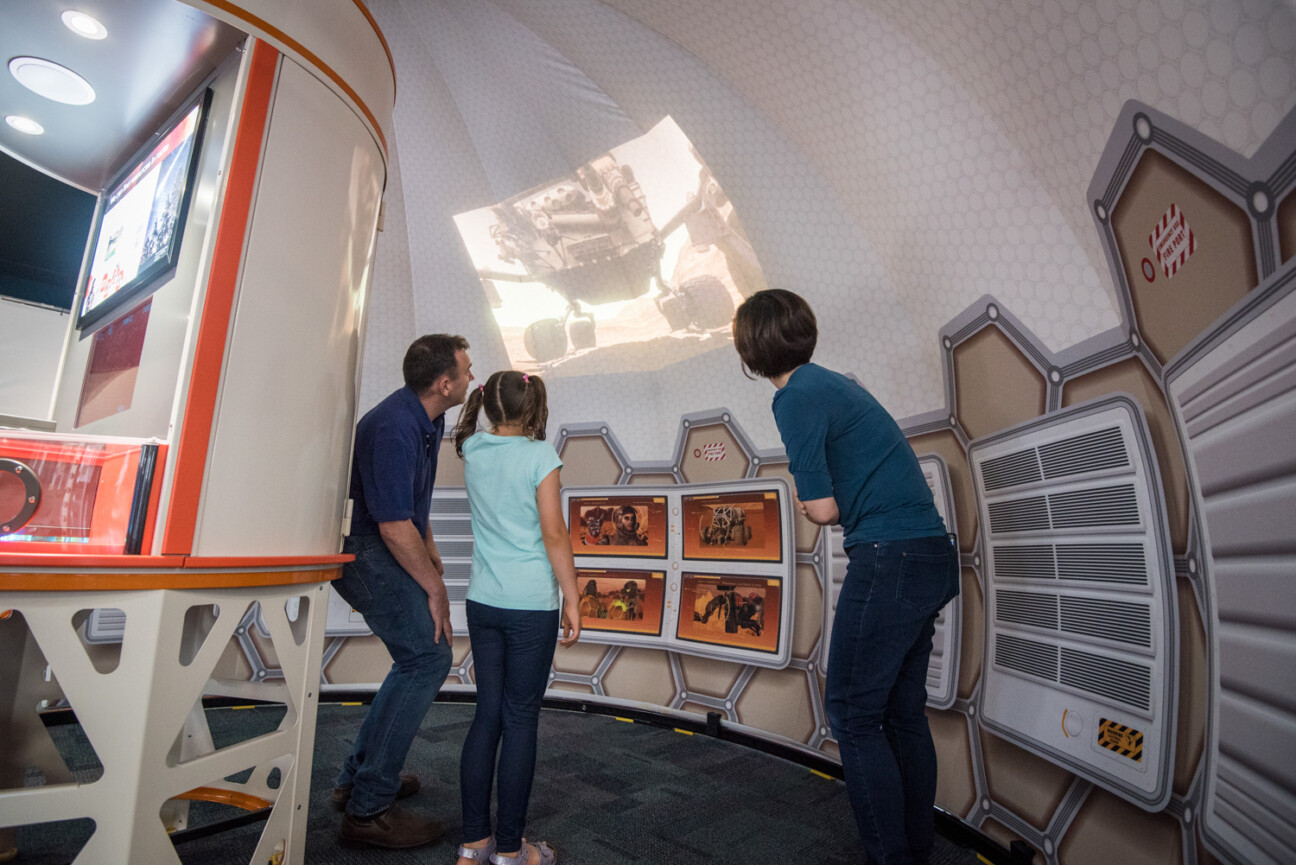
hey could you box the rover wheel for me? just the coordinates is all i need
[657,292,691,330]
[523,318,568,362]
[681,275,734,329]
[569,316,596,350]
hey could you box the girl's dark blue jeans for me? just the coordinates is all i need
[826,534,960,865]
[460,599,560,852]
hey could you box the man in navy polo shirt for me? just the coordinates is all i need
[332,334,473,850]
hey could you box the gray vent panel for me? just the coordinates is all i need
[980,449,1042,491]
[1056,544,1149,585]
[442,561,472,580]
[1213,760,1296,857]
[993,545,1057,579]
[1059,647,1151,711]
[995,633,1059,681]
[430,517,471,536]
[430,497,471,516]
[1038,427,1129,480]
[1048,484,1140,528]
[436,539,475,558]
[997,590,1059,630]
[1060,597,1152,647]
[988,496,1051,533]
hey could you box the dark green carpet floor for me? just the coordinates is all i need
[14,702,983,864]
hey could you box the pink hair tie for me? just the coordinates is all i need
[478,384,484,392]
[522,374,530,383]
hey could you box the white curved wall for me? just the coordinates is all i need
[359,0,1295,459]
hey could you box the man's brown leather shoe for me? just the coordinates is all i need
[331,772,421,810]
[337,803,445,850]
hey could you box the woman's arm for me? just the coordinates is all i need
[797,495,840,526]
[537,468,581,646]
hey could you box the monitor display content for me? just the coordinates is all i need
[78,90,210,332]
[575,569,665,636]
[676,573,781,654]
[681,489,783,563]
[568,494,668,558]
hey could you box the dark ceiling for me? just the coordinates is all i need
[0,0,245,309]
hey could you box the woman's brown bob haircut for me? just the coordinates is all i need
[732,289,818,379]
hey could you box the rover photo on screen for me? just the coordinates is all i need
[681,490,782,563]
[81,100,202,321]
[453,117,766,378]
[677,573,780,654]
[575,569,665,636]
[567,495,668,559]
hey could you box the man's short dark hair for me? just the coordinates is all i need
[403,334,469,394]
[732,289,817,378]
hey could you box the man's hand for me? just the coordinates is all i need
[427,591,453,647]
[379,518,454,646]
[425,534,445,578]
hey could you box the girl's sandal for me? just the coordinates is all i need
[457,837,496,863]
[489,840,556,865]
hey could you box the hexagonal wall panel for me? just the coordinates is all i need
[953,325,1047,441]
[1111,149,1256,366]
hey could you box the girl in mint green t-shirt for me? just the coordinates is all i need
[450,370,580,865]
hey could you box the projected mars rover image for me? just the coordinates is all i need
[575,569,664,635]
[568,495,667,558]
[682,490,783,563]
[677,574,780,654]
[454,118,766,377]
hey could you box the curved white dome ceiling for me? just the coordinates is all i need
[362,0,1295,456]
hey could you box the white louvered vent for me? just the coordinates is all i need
[972,397,1177,810]
[326,489,475,636]
[1167,271,1296,865]
[821,454,961,710]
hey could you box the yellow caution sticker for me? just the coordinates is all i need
[1098,718,1144,762]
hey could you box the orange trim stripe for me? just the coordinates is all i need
[0,553,351,570]
[174,787,273,811]
[0,566,341,592]
[201,1,390,156]
[162,41,278,556]
[352,0,396,98]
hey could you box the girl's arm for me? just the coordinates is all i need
[537,467,581,646]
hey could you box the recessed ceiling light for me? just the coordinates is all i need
[61,10,108,40]
[8,57,95,105]
[5,115,45,135]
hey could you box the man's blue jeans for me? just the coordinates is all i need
[826,534,960,865]
[331,534,454,818]
[459,599,560,852]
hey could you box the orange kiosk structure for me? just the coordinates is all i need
[0,2,394,862]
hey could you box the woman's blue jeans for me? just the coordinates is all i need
[826,534,960,865]
[331,534,454,817]
[460,599,560,852]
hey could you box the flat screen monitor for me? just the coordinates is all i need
[77,89,211,333]
[681,489,783,563]
[574,568,665,636]
[567,493,668,558]
[676,573,782,655]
